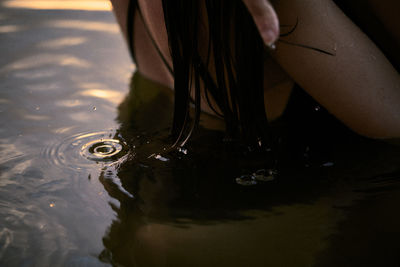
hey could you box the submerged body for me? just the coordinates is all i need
[111,0,400,139]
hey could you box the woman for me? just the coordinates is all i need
[110,0,400,149]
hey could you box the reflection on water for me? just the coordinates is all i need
[79,88,124,105]
[1,53,92,71]
[48,20,119,34]
[0,5,130,266]
[0,25,22,33]
[37,37,88,49]
[1,3,400,267]
[3,1,112,11]
[42,130,128,172]
[81,138,124,161]
[97,73,400,267]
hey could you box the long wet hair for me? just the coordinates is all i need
[129,0,271,150]
[164,0,270,149]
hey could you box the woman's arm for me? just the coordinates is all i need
[110,0,129,40]
[271,0,400,138]
[110,0,174,87]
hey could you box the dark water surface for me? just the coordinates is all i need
[1,4,400,267]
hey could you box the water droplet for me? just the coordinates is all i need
[236,174,257,186]
[314,105,321,111]
[92,106,97,111]
[154,154,169,162]
[178,147,188,155]
[322,162,334,167]
[35,106,40,111]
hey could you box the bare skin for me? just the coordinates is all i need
[241,0,280,45]
[271,0,400,138]
[110,0,400,138]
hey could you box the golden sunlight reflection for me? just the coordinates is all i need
[55,99,87,108]
[79,89,123,105]
[23,114,51,121]
[69,112,93,122]
[0,25,22,33]
[3,1,112,11]
[38,37,87,49]
[49,20,119,34]
[1,54,91,71]
[52,126,77,134]
[14,69,57,79]
[76,132,105,140]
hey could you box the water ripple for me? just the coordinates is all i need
[42,130,129,172]
[0,228,13,259]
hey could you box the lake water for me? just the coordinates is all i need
[1,4,400,267]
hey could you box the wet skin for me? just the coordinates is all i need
[111,0,400,139]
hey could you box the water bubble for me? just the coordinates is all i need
[236,174,257,186]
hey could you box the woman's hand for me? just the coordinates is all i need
[242,0,280,46]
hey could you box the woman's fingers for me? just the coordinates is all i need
[242,0,280,46]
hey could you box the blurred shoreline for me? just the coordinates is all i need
[1,0,112,11]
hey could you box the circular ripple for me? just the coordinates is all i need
[43,131,129,171]
[81,139,123,161]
